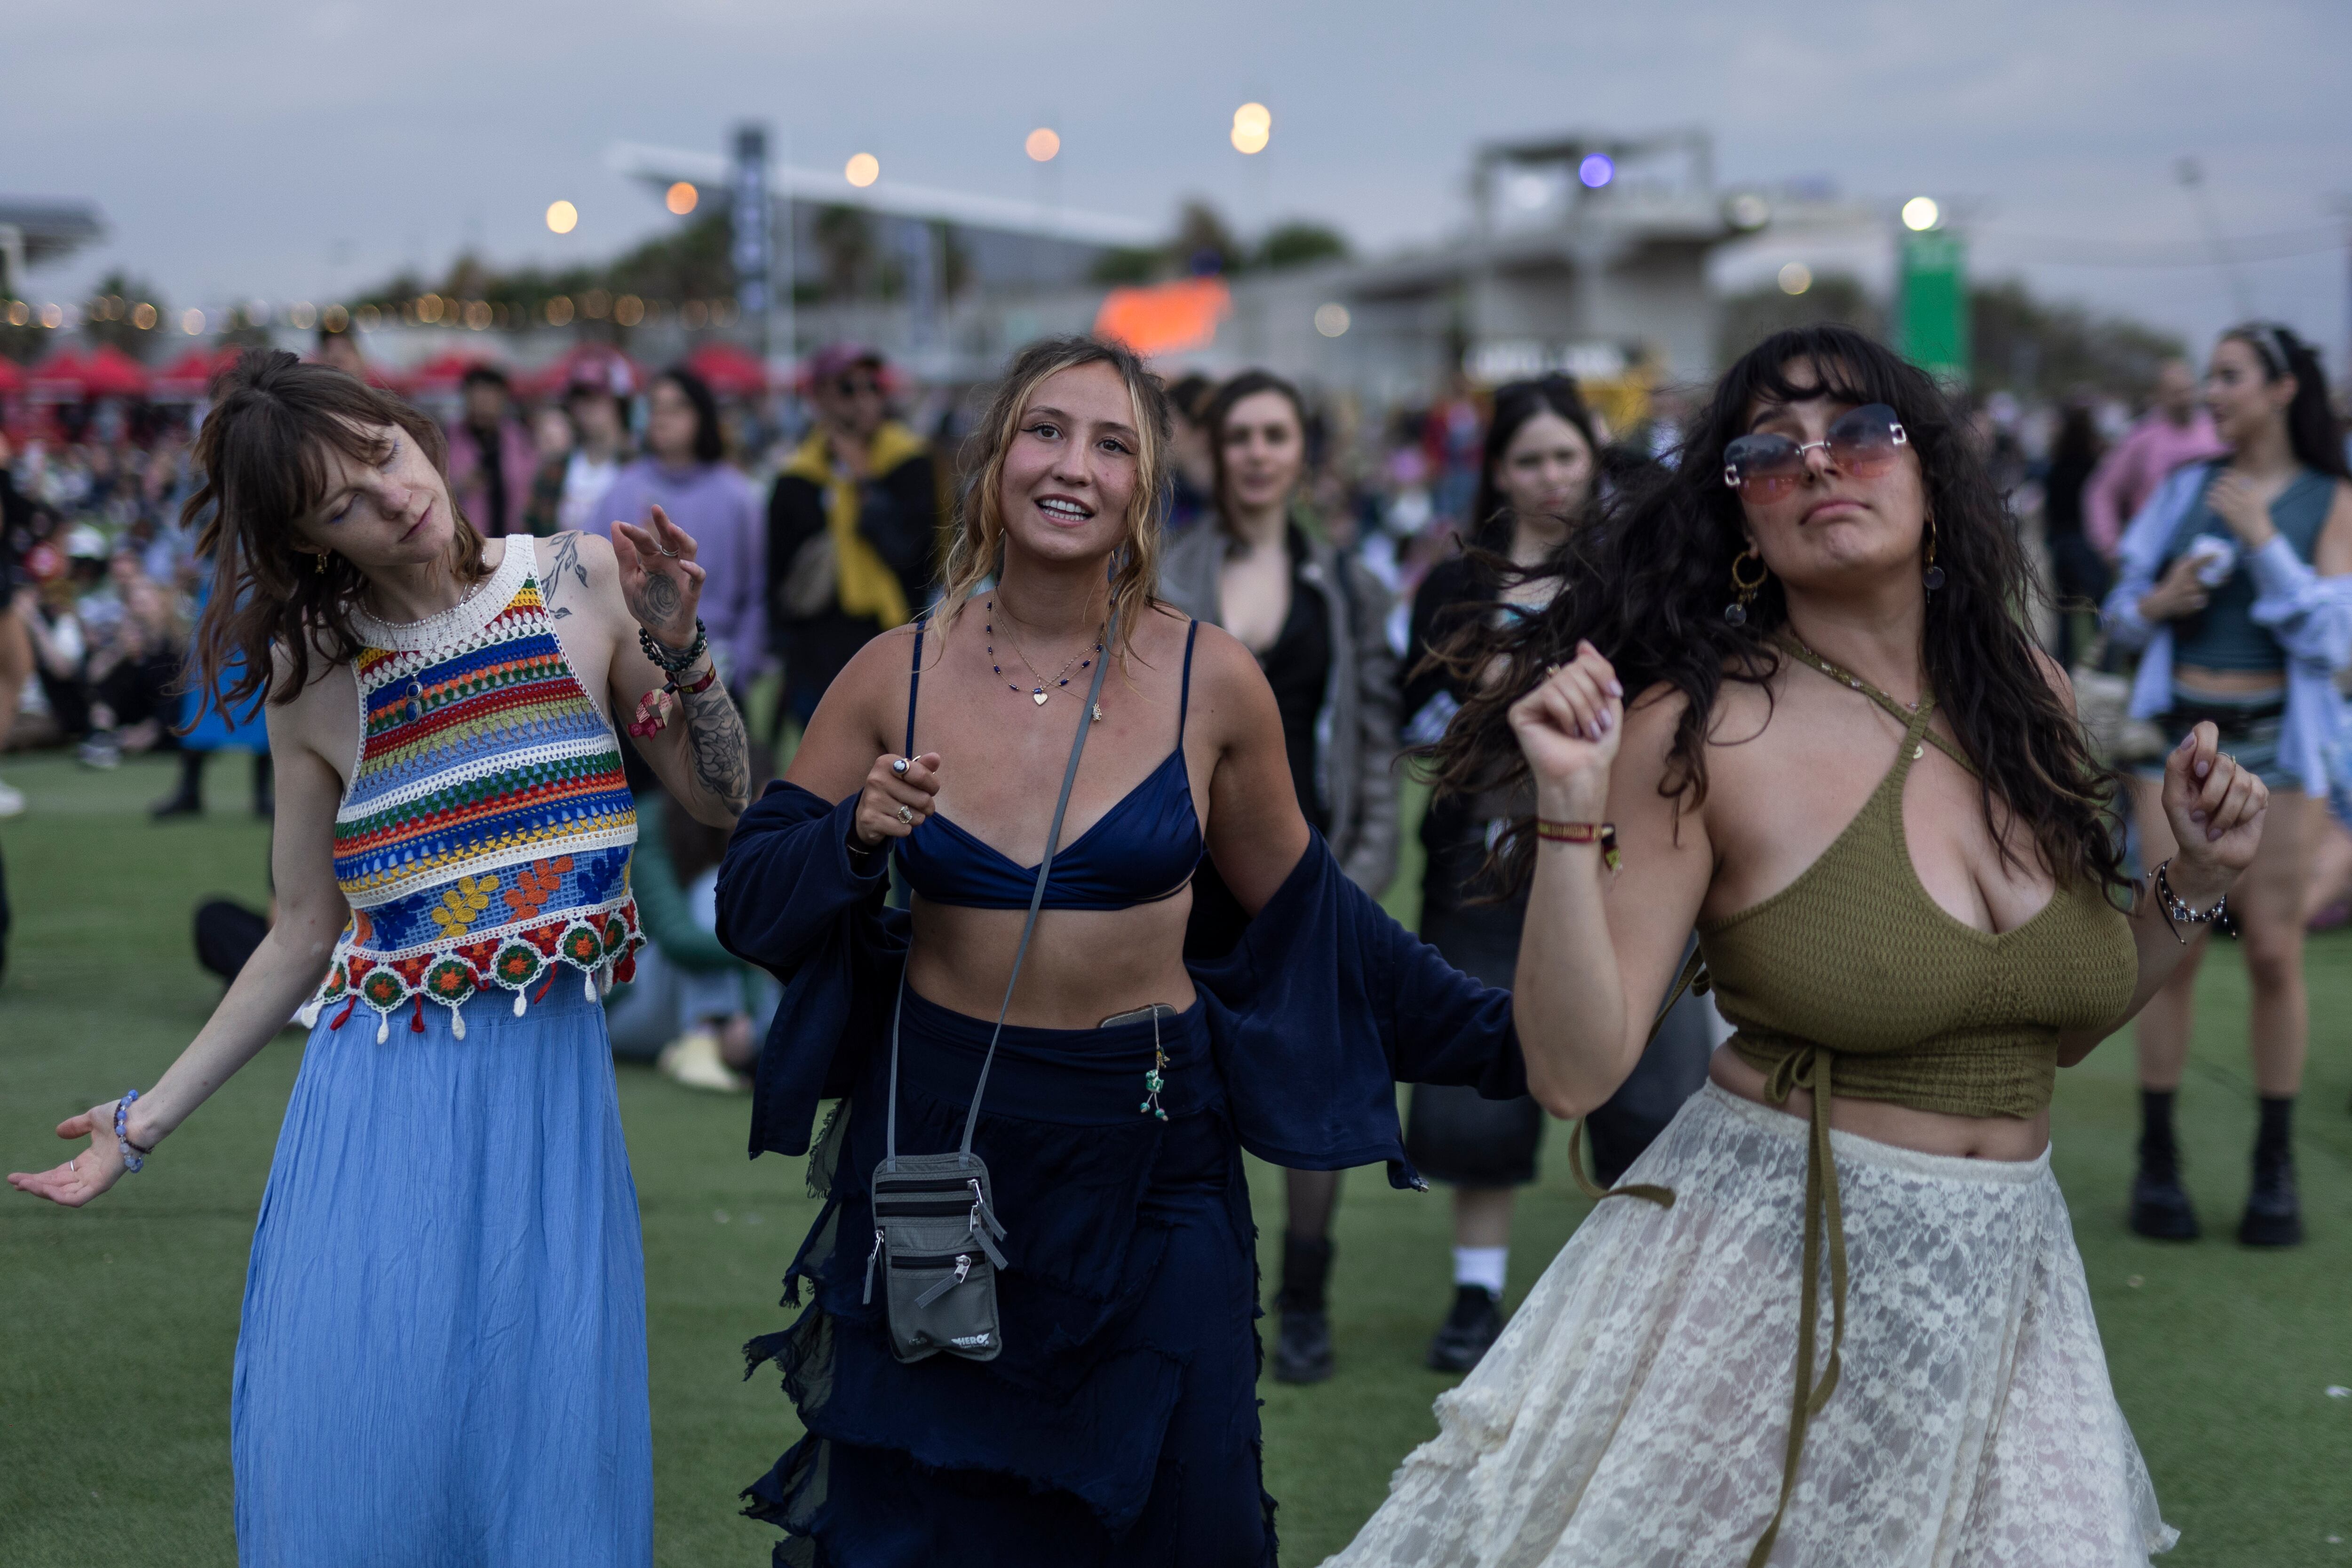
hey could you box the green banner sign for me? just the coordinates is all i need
[1899,229,1969,387]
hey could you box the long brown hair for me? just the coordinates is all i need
[185,350,487,725]
[939,336,1171,662]
[1423,324,2129,900]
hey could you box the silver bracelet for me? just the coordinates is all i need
[2153,859,2226,944]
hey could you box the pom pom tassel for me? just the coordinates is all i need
[296,997,323,1029]
[512,990,528,1018]
[410,995,425,1034]
[376,1011,390,1044]
[450,1007,466,1041]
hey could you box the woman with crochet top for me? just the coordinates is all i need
[8,350,751,1565]
[715,336,1524,1565]
[1327,326,2262,1567]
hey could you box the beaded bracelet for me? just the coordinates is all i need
[639,618,708,675]
[2153,858,2227,945]
[114,1090,151,1174]
[1536,819,1621,872]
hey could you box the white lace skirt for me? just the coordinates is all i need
[1324,1082,2176,1568]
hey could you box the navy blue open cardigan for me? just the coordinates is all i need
[714,780,1527,1187]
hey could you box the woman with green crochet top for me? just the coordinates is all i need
[1326,326,2262,1568]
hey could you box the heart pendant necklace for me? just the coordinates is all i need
[986,599,1101,710]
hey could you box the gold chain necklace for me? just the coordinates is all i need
[1775,631,1924,713]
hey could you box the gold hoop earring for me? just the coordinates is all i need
[313,552,327,575]
[1922,513,1945,593]
[1724,547,1767,627]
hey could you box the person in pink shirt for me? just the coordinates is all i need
[2084,358,2226,558]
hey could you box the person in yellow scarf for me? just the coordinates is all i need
[767,345,944,728]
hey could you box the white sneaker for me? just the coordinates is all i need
[0,779,22,817]
[656,1028,750,1094]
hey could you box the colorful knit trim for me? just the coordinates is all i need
[299,896,640,1043]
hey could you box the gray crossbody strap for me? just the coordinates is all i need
[884,615,1118,1167]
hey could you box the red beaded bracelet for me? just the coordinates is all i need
[1535,819,1621,871]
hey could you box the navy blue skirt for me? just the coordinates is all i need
[745,987,1274,1567]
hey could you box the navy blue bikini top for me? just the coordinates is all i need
[894,618,1206,910]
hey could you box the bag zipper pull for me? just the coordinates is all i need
[968,1178,1007,1239]
[862,1227,884,1305]
[914,1254,974,1309]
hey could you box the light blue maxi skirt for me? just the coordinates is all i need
[231,983,652,1567]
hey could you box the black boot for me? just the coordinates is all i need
[2128,1089,2199,1241]
[1426,1284,1504,1373]
[150,749,205,820]
[1272,1233,1335,1385]
[2239,1097,2303,1248]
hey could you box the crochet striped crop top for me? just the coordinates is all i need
[299,541,642,1041]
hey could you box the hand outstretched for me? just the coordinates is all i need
[2159,720,2265,904]
[1507,641,1625,820]
[610,504,706,650]
[8,1100,134,1208]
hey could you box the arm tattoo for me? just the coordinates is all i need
[545,533,588,621]
[681,680,752,813]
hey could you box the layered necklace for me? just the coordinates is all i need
[986,598,1103,708]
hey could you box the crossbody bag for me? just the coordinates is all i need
[860,618,1116,1364]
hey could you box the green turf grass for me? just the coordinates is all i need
[1,751,2346,1564]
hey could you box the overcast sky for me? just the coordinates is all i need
[13,0,2349,371]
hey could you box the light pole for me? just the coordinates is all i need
[2176,157,2256,319]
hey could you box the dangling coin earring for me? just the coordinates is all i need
[1724,547,1767,626]
[1922,513,1946,593]
[314,552,326,574]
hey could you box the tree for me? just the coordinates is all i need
[1716,273,1885,366]
[1967,280,2183,403]
[81,271,170,361]
[1255,222,1350,271]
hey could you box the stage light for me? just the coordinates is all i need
[1231,102,1271,155]
[547,200,579,234]
[1026,127,1060,163]
[1778,263,1813,295]
[290,302,318,329]
[845,153,880,188]
[1579,153,1614,189]
[131,302,157,329]
[1314,302,1351,338]
[181,308,206,335]
[1902,197,1939,231]
[666,182,698,215]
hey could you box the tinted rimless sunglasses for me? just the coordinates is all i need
[1723,404,1908,502]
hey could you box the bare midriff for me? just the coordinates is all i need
[905,893,1200,1030]
[1706,1044,2050,1161]
[2173,663,2287,697]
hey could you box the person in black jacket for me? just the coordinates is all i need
[767,345,942,730]
[1402,376,1715,1371]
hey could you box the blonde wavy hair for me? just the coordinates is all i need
[939,335,1172,664]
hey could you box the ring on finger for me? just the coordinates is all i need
[896,804,914,824]
[890,757,909,776]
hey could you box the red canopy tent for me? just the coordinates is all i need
[519,343,643,402]
[683,341,768,398]
[29,344,152,400]
[151,344,243,401]
[401,351,500,397]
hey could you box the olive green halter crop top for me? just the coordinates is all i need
[1585,634,2137,1567]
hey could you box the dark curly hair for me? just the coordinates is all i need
[183,350,487,725]
[1422,323,2128,901]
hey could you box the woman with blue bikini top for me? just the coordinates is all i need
[717,336,1532,1565]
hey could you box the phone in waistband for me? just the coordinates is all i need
[1099,1002,1179,1029]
